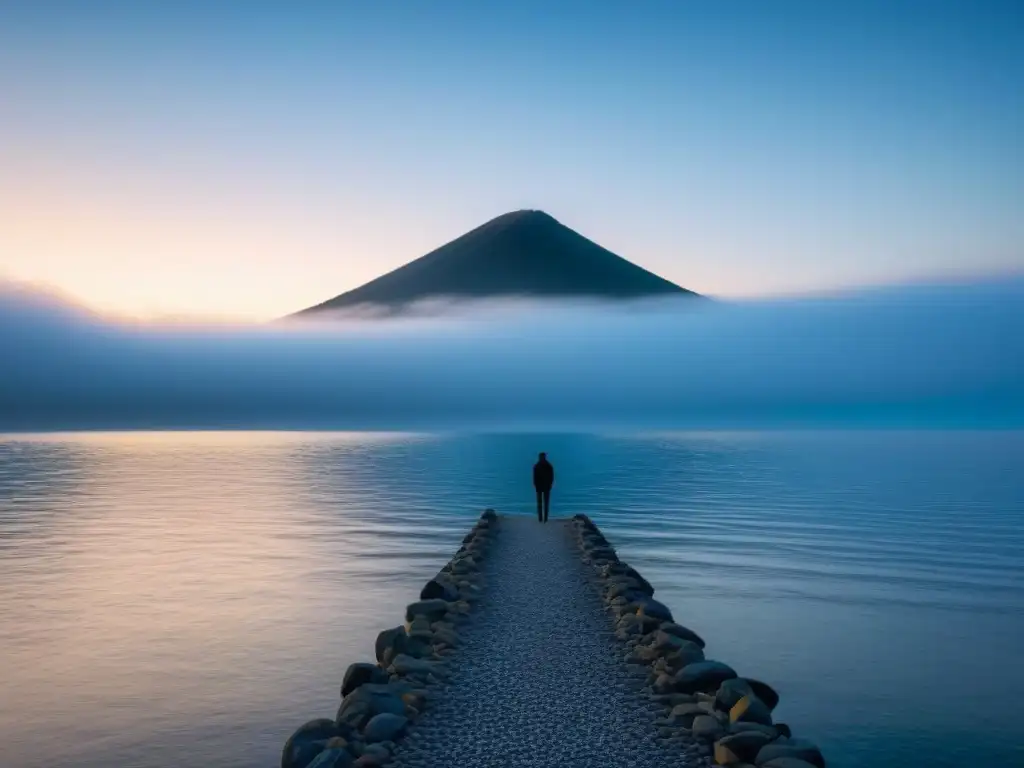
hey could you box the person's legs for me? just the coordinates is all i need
[543,489,551,522]
[536,489,543,522]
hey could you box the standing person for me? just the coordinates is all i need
[533,452,554,522]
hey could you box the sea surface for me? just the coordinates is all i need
[0,431,1021,768]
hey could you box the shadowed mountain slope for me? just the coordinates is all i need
[292,210,698,316]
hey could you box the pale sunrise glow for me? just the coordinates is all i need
[1,2,1022,319]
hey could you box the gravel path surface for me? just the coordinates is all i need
[388,516,697,768]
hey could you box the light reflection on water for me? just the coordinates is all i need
[0,430,1022,768]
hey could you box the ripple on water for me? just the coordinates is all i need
[0,430,1021,768]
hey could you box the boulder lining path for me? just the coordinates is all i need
[283,511,826,768]
[388,516,696,768]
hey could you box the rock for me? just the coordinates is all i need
[282,719,338,768]
[337,684,407,729]
[654,629,698,651]
[433,626,459,646]
[652,673,676,694]
[618,565,654,596]
[405,599,450,623]
[341,663,387,698]
[761,760,820,768]
[729,722,779,739]
[450,559,477,576]
[481,508,497,521]
[308,748,354,768]
[664,646,706,672]
[730,694,773,726]
[335,697,371,729]
[691,714,725,741]
[637,616,662,633]
[634,597,673,622]
[390,654,435,676]
[652,692,697,706]
[353,741,390,766]
[669,703,707,727]
[675,660,738,693]
[774,723,792,739]
[420,576,459,602]
[402,637,433,658]
[407,615,432,632]
[363,713,408,743]
[659,622,706,649]
[615,612,639,628]
[615,626,638,641]
[716,678,754,711]
[746,678,780,711]
[714,731,773,764]
[362,744,391,761]
[606,580,644,600]
[633,644,663,663]
[756,738,825,768]
[657,637,706,668]
[374,626,407,664]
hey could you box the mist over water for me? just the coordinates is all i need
[2,277,1023,430]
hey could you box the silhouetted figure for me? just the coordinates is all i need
[533,452,554,522]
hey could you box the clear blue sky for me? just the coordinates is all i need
[1,1,1021,318]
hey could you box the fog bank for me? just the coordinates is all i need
[1,279,1022,430]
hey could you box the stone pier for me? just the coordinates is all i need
[281,511,826,768]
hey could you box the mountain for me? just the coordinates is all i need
[292,210,698,316]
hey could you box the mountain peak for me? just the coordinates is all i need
[494,208,556,223]
[293,210,698,316]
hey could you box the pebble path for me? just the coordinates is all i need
[388,516,698,768]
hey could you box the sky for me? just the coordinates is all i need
[1,1,1022,320]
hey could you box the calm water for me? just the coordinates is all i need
[0,431,1021,768]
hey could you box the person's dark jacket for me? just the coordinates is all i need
[533,459,554,491]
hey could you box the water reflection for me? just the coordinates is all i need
[0,431,1021,768]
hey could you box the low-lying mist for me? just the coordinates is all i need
[2,278,1022,430]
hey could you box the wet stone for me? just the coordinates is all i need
[374,626,407,664]
[713,731,774,764]
[308,747,354,768]
[675,660,738,693]
[420,576,459,602]
[364,713,408,743]
[282,719,340,768]
[691,714,725,742]
[405,600,451,623]
[730,694,773,726]
[341,663,388,698]
[659,623,707,649]
[716,678,754,711]
[756,738,826,768]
